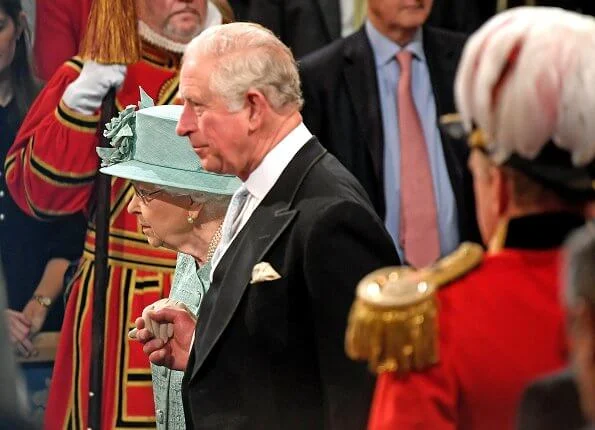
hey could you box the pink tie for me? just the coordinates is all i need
[397,50,440,268]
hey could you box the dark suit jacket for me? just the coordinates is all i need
[427,0,484,33]
[182,138,400,429]
[517,370,587,430]
[299,26,480,244]
[248,0,341,59]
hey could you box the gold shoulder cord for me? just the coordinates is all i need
[345,242,483,375]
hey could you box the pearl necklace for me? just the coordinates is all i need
[205,223,223,262]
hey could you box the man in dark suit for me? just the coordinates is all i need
[248,0,366,58]
[300,0,479,267]
[135,22,400,430]
[517,370,586,430]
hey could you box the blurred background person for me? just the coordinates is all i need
[0,255,36,430]
[0,0,85,422]
[300,0,479,267]
[97,102,239,429]
[517,368,586,430]
[5,0,232,427]
[518,226,595,430]
[347,7,595,430]
[564,225,595,430]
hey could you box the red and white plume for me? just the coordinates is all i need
[455,7,595,166]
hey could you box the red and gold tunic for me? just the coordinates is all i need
[6,43,182,430]
[368,213,581,430]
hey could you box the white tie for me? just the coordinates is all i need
[211,185,250,265]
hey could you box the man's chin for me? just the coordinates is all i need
[165,22,203,43]
[201,161,224,174]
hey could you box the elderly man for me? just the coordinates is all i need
[345,7,595,430]
[300,0,479,268]
[5,0,225,428]
[136,22,399,430]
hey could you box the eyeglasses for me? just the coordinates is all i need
[132,183,164,204]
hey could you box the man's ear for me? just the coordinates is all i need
[245,89,268,132]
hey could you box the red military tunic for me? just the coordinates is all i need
[368,213,582,430]
[5,42,181,429]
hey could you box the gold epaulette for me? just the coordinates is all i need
[345,242,483,375]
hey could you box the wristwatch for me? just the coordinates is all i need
[32,295,52,308]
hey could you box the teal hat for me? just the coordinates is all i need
[97,89,240,196]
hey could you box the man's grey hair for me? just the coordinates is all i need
[565,223,595,307]
[187,22,303,112]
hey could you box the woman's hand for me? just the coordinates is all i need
[22,299,49,337]
[4,309,36,357]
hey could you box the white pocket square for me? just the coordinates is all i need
[250,262,281,284]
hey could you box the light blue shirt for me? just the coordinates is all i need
[365,21,459,261]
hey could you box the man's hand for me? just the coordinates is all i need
[5,309,36,357]
[134,307,196,371]
[62,61,127,114]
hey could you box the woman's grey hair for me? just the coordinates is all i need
[187,22,303,112]
[160,185,231,217]
[564,223,595,308]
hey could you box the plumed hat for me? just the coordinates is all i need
[450,7,595,200]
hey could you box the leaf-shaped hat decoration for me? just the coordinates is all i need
[97,87,155,167]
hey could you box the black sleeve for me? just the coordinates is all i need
[304,200,400,430]
[44,212,87,261]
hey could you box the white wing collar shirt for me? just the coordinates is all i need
[209,122,312,281]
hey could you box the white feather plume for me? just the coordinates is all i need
[455,7,595,166]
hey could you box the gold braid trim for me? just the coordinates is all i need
[345,242,484,375]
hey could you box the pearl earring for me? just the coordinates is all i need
[187,215,194,224]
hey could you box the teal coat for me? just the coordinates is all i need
[151,253,210,429]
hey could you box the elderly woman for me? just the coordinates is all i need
[98,91,240,429]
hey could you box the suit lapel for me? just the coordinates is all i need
[189,139,328,381]
[343,29,384,190]
[423,27,468,236]
[316,0,341,41]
